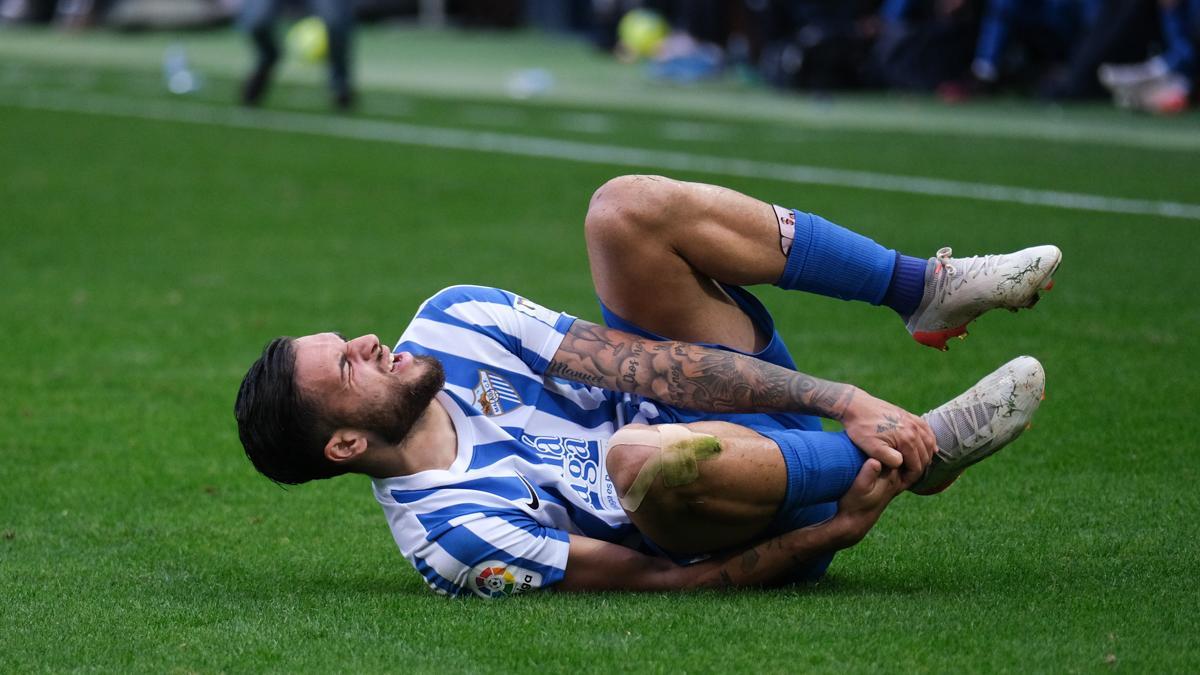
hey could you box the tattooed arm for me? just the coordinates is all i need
[548,320,857,418]
[547,320,936,480]
[558,459,902,592]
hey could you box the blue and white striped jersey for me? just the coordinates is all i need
[371,286,657,599]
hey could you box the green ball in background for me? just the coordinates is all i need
[617,9,668,59]
[287,17,328,63]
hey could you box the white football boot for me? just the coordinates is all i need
[911,355,1046,496]
[905,245,1062,351]
[1098,56,1170,92]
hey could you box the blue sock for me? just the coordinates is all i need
[761,429,866,532]
[881,251,928,318]
[774,209,897,305]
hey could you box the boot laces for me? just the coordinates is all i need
[926,398,997,459]
[935,247,1005,299]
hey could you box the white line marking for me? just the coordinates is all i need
[556,112,616,135]
[6,89,1200,221]
[457,104,528,127]
[659,120,733,142]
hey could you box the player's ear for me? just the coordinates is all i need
[324,429,370,465]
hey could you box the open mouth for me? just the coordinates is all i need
[390,351,408,373]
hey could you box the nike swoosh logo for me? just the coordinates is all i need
[515,473,540,510]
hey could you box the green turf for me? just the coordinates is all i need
[2,26,1199,673]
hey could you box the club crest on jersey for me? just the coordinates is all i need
[473,370,523,417]
[471,561,542,599]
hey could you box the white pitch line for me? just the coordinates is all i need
[6,89,1200,221]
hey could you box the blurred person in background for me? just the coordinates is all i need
[937,0,1102,100]
[590,0,740,82]
[751,0,875,91]
[0,0,62,23]
[0,0,113,25]
[1032,0,1159,99]
[1098,0,1198,113]
[868,0,980,92]
[645,0,735,82]
[239,0,356,110]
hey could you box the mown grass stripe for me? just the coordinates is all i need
[7,88,1200,221]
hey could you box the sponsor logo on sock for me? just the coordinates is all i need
[773,204,796,256]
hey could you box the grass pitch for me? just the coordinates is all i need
[1,26,1198,673]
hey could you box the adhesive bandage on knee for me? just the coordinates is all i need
[610,424,722,512]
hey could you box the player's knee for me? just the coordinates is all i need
[585,175,674,248]
[607,423,724,515]
[589,174,668,210]
[605,424,657,497]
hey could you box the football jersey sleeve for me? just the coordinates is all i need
[409,286,575,375]
[413,511,571,599]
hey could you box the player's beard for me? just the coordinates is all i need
[348,355,446,446]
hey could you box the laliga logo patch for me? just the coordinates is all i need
[512,295,559,327]
[473,370,523,417]
[471,561,543,599]
[474,565,515,598]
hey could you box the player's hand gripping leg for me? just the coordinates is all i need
[838,389,936,487]
[831,459,906,546]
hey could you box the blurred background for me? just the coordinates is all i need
[3,2,1200,671]
[2,0,1197,114]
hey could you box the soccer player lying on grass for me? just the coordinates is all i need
[235,175,1060,597]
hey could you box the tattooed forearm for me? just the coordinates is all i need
[696,521,847,589]
[740,549,761,574]
[545,361,605,386]
[548,321,857,419]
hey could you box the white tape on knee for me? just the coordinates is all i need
[611,424,721,512]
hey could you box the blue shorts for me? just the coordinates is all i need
[601,285,837,581]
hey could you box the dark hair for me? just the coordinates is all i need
[234,337,347,485]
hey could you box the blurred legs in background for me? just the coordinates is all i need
[940,0,1100,100]
[1098,0,1197,114]
[869,0,979,93]
[239,0,355,110]
[1039,0,1157,100]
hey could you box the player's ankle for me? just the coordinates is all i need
[881,252,928,318]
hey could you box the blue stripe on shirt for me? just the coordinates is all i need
[434,521,567,584]
[416,286,564,374]
[412,500,566,541]
[411,553,463,596]
[403,345,618,430]
[391,476,532,505]
[539,484,634,542]
[466,438,545,472]
[414,304,521,361]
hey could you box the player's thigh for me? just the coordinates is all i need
[606,421,787,555]
[585,176,762,351]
